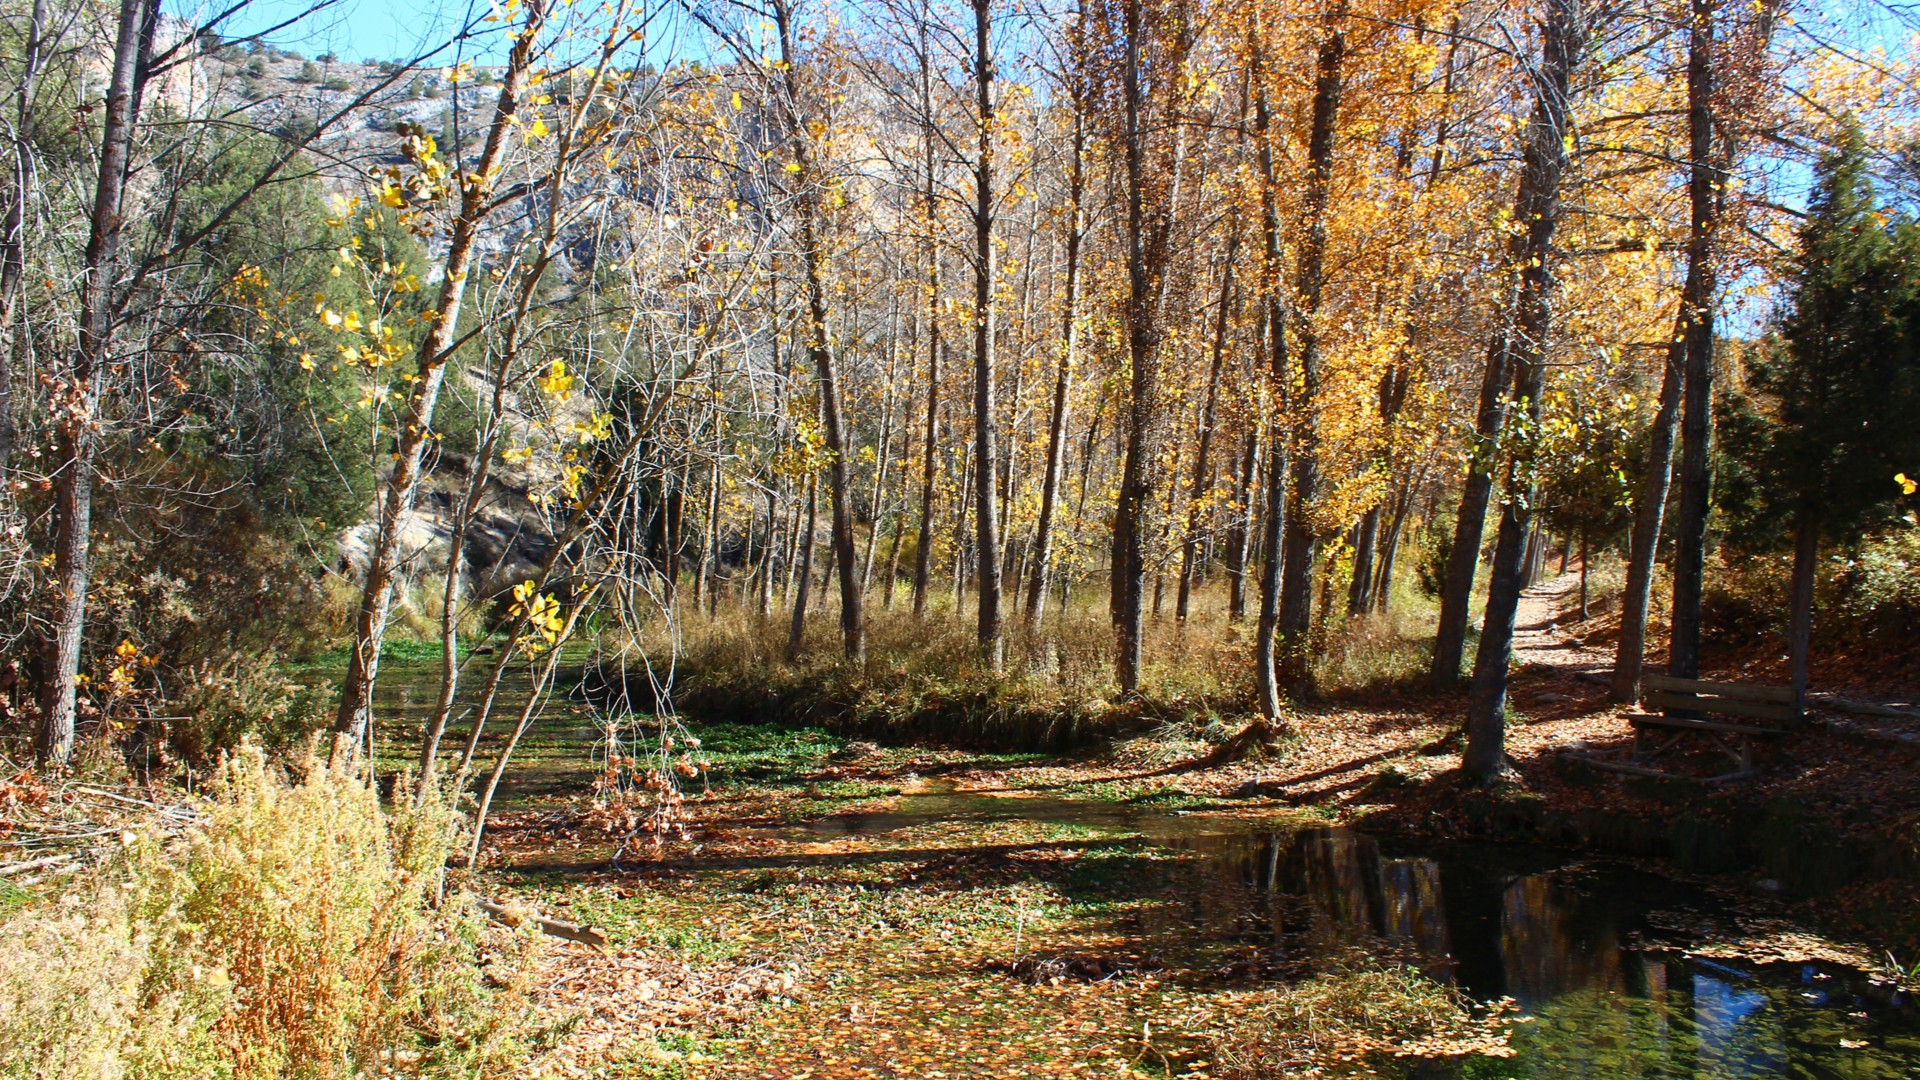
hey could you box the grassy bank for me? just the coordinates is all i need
[624,591,1440,753]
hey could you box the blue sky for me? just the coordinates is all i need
[190,0,490,64]
[185,0,704,67]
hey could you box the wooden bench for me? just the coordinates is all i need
[1621,674,1801,782]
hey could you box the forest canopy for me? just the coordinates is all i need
[0,0,1913,792]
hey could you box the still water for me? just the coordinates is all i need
[1169,827,1918,1078]
[807,786,1920,1078]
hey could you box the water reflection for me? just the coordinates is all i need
[1162,827,1919,1078]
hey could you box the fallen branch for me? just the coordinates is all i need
[470,894,609,948]
[1814,695,1920,723]
[0,852,77,876]
[1558,752,1676,779]
[1812,716,1920,749]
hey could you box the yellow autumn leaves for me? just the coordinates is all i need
[508,580,566,654]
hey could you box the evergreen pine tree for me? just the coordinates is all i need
[1729,128,1920,702]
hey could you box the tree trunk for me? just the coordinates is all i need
[774,0,863,665]
[1347,507,1380,617]
[882,499,907,609]
[1578,528,1590,618]
[759,487,779,619]
[1178,225,1239,623]
[1275,19,1347,693]
[1431,328,1515,686]
[787,474,818,661]
[862,311,901,595]
[0,0,48,472]
[1025,72,1086,632]
[1787,509,1817,712]
[1110,0,1188,693]
[1373,478,1417,614]
[700,448,722,615]
[782,485,802,607]
[664,461,686,604]
[1668,0,1720,682]
[911,27,942,620]
[333,8,542,759]
[970,0,1004,670]
[1523,521,1545,587]
[1151,430,1185,622]
[1225,423,1261,623]
[1251,43,1290,721]
[1463,0,1583,784]
[425,281,552,786]
[1610,336,1683,702]
[40,0,158,765]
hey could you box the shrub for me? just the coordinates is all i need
[1707,527,1920,651]
[0,748,542,1078]
[161,651,310,768]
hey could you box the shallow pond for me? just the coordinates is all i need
[797,782,1920,1079]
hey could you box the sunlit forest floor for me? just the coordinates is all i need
[444,572,1920,1078]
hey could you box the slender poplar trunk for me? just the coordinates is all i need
[862,314,900,594]
[1578,528,1590,618]
[883,500,906,609]
[1611,337,1683,702]
[1025,75,1086,631]
[1373,475,1419,613]
[970,0,1003,670]
[1225,423,1261,623]
[1348,508,1380,616]
[911,21,941,619]
[334,6,543,759]
[1431,329,1514,685]
[1178,226,1239,622]
[773,0,862,664]
[1463,0,1583,783]
[1669,0,1721,682]
[1251,43,1289,721]
[759,487,779,620]
[787,474,818,661]
[1275,19,1347,693]
[700,449,722,615]
[1110,0,1189,693]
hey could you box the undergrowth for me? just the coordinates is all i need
[619,584,1444,751]
[0,746,543,1079]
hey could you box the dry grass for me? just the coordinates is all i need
[631,590,1257,750]
[609,580,1447,749]
[0,747,543,1079]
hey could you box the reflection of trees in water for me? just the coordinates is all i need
[1292,829,1382,947]
[1379,857,1451,976]
[1178,829,1454,974]
[1499,873,1622,1003]
[1179,828,1915,1078]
